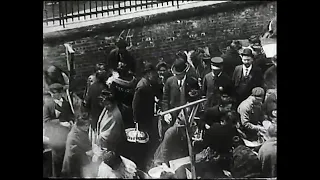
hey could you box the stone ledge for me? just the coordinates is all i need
[43,1,268,45]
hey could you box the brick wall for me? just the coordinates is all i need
[43,1,276,95]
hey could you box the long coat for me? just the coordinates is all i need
[97,105,126,152]
[132,77,157,136]
[62,125,92,177]
[162,75,200,124]
[258,137,277,177]
[263,65,277,90]
[84,81,107,130]
[221,49,243,78]
[232,65,263,105]
[202,72,233,108]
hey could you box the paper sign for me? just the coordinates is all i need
[261,38,277,58]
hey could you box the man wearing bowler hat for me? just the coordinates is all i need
[202,57,233,109]
[161,52,200,132]
[132,62,160,165]
[232,48,263,107]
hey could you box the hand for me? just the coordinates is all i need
[205,124,211,130]
[86,150,94,157]
[257,126,267,133]
[60,122,71,128]
[164,114,172,124]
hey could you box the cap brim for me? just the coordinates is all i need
[211,66,221,70]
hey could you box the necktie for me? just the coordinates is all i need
[245,68,248,77]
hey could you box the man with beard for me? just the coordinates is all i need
[232,48,263,107]
[132,62,160,169]
[84,63,108,132]
[202,57,233,109]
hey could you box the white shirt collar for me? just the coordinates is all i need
[53,98,63,106]
[211,71,222,78]
[178,75,186,86]
[242,64,252,76]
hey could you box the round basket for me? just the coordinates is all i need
[125,128,149,144]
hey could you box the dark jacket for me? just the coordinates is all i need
[203,123,238,154]
[201,105,223,126]
[263,65,277,90]
[221,49,243,78]
[84,81,106,130]
[263,91,277,117]
[162,75,200,123]
[106,48,136,74]
[231,145,262,178]
[62,125,92,177]
[258,137,277,178]
[202,72,233,108]
[132,77,156,130]
[43,96,74,123]
[153,125,189,165]
[232,65,263,103]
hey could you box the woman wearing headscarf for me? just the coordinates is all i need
[96,89,126,152]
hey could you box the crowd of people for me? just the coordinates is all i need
[43,18,277,178]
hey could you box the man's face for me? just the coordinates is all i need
[176,72,186,80]
[221,95,232,104]
[104,100,115,111]
[242,56,253,67]
[88,75,97,85]
[51,90,63,100]
[211,66,223,76]
[80,123,90,132]
[158,67,166,76]
[148,71,159,83]
[252,97,263,107]
[223,103,233,112]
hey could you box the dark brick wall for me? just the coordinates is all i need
[43,1,276,95]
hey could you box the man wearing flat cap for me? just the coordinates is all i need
[232,48,263,107]
[202,57,233,109]
[237,87,266,141]
[106,38,137,76]
[161,52,200,132]
[132,62,160,164]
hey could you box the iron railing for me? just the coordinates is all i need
[43,1,189,28]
